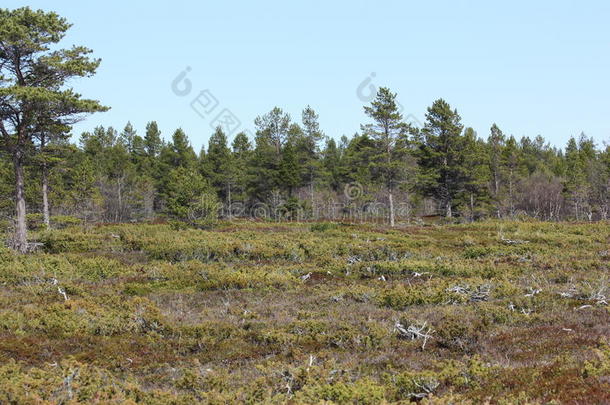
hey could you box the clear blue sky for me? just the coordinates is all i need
[6,0,610,150]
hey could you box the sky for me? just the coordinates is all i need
[5,0,610,151]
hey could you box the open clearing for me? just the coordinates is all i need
[0,220,609,403]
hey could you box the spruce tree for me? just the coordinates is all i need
[461,128,490,220]
[207,127,236,212]
[416,99,465,218]
[321,138,342,192]
[231,132,252,205]
[279,141,300,196]
[488,123,505,216]
[501,136,522,217]
[161,128,197,169]
[144,121,163,158]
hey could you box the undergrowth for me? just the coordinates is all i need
[0,220,608,403]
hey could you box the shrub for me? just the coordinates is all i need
[310,222,338,232]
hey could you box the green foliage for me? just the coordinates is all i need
[163,167,218,224]
[1,8,609,400]
[0,221,608,403]
[310,222,338,232]
[1,6,108,251]
[415,99,467,217]
[583,339,610,378]
[3,86,610,227]
[26,213,82,230]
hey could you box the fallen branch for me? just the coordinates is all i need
[525,287,542,297]
[558,281,608,306]
[501,237,529,245]
[446,283,492,302]
[52,278,69,301]
[394,321,435,350]
[409,378,440,400]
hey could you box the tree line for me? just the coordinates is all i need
[1,7,609,252]
[2,91,609,226]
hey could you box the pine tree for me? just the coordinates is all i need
[33,124,71,228]
[0,151,15,215]
[250,110,291,203]
[297,106,324,216]
[254,107,291,156]
[0,7,107,251]
[361,87,407,226]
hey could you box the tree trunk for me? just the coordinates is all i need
[13,150,28,253]
[508,175,514,217]
[42,162,50,228]
[116,177,122,222]
[39,134,51,228]
[227,182,232,220]
[470,193,475,222]
[446,199,452,218]
[388,189,395,227]
[310,172,315,220]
